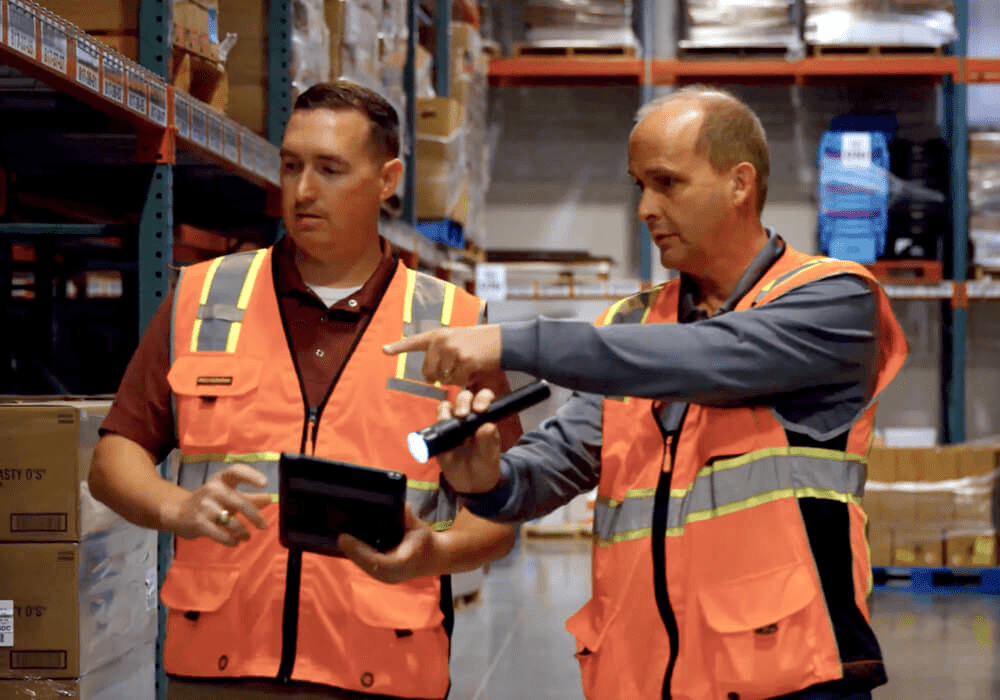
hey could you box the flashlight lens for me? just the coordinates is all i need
[408,432,430,464]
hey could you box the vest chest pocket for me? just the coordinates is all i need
[168,355,263,451]
[698,563,826,700]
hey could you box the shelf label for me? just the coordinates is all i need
[74,37,100,92]
[174,95,190,139]
[39,16,67,74]
[126,66,148,116]
[0,600,11,647]
[149,82,167,126]
[190,106,206,146]
[475,264,507,301]
[207,114,223,154]
[841,132,873,169]
[7,0,37,59]
[224,122,238,162]
[102,52,125,104]
[240,131,254,170]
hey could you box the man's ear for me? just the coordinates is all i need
[380,158,404,201]
[730,162,757,209]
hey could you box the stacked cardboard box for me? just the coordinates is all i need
[522,0,638,50]
[0,400,157,700]
[415,96,468,224]
[969,132,1000,273]
[220,0,269,134]
[863,445,1000,568]
[803,0,957,48]
[681,0,803,54]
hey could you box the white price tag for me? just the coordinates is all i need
[75,38,100,92]
[7,0,37,58]
[191,106,206,146]
[40,16,67,74]
[102,53,124,104]
[126,67,147,115]
[841,132,873,169]
[0,600,12,647]
[149,82,167,126]
[174,95,190,138]
[475,264,508,301]
[224,123,238,162]
[207,114,223,154]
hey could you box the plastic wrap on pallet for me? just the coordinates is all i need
[970,133,1000,221]
[291,0,330,94]
[803,3,956,47]
[682,0,803,53]
[523,0,638,49]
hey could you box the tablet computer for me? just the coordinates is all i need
[278,452,407,558]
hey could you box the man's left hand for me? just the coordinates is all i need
[337,504,443,584]
[383,325,501,387]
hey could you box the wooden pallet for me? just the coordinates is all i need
[867,259,943,284]
[810,44,944,58]
[678,44,799,61]
[512,42,636,58]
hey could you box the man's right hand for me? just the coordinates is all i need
[436,389,503,495]
[161,464,272,547]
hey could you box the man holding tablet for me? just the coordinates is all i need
[89,80,519,700]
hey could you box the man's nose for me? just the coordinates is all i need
[295,168,318,202]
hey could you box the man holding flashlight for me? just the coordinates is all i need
[385,87,907,700]
[89,80,519,700]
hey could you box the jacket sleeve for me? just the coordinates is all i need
[499,274,879,407]
[462,391,602,523]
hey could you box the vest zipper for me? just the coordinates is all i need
[652,405,686,700]
[274,254,399,683]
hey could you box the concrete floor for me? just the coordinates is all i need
[451,536,1000,700]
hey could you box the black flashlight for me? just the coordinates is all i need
[407,381,552,463]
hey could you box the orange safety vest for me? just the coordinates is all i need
[160,247,483,698]
[566,247,907,700]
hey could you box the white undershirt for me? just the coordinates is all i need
[306,283,364,308]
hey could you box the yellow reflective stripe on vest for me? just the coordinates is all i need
[593,448,865,544]
[177,454,456,527]
[190,249,268,353]
[391,269,457,400]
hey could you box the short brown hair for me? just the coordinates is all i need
[636,86,770,213]
[294,80,400,161]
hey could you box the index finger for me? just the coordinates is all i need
[383,331,435,356]
[216,463,269,490]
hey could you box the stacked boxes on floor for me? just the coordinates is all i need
[803,0,957,49]
[817,130,890,264]
[864,445,1000,568]
[0,400,157,700]
[415,95,467,245]
[969,132,1000,274]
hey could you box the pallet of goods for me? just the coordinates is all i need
[804,0,957,52]
[518,0,639,58]
[679,0,804,60]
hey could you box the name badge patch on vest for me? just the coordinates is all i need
[196,376,234,386]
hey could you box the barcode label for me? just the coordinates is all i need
[102,54,124,104]
[149,82,167,126]
[39,17,67,73]
[7,0,36,58]
[207,114,223,153]
[0,601,12,648]
[224,123,238,161]
[75,38,100,91]
[11,513,67,532]
[126,67,147,115]
[191,106,206,145]
[175,96,190,138]
[841,132,873,169]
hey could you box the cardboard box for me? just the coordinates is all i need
[0,640,155,699]
[226,78,269,135]
[892,527,944,567]
[416,175,469,224]
[866,446,896,483]
[219,0,266,83]
[40,0,138,33]
[944,532,998,568]
[868,524,893,567]
[90,33,139,61]
[0,401,111,542]
[0,532,157,679]
[416,97,465,138]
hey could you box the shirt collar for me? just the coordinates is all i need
[273,234,398,312]
[678,227,786,323]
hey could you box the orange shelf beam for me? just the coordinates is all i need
[653,56,960,85]
[965,59,1000,83]
[489,57,643,86]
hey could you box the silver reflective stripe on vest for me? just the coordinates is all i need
[178,455,456,527]
[751,258,834,306]
[195,251,263,352]
[593,449,865,546]
[390,271,455,400]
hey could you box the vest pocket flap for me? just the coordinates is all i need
[349,575,443,630]
[699,564,817,634]
[160,562,241,613]
[168,355,263,398]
